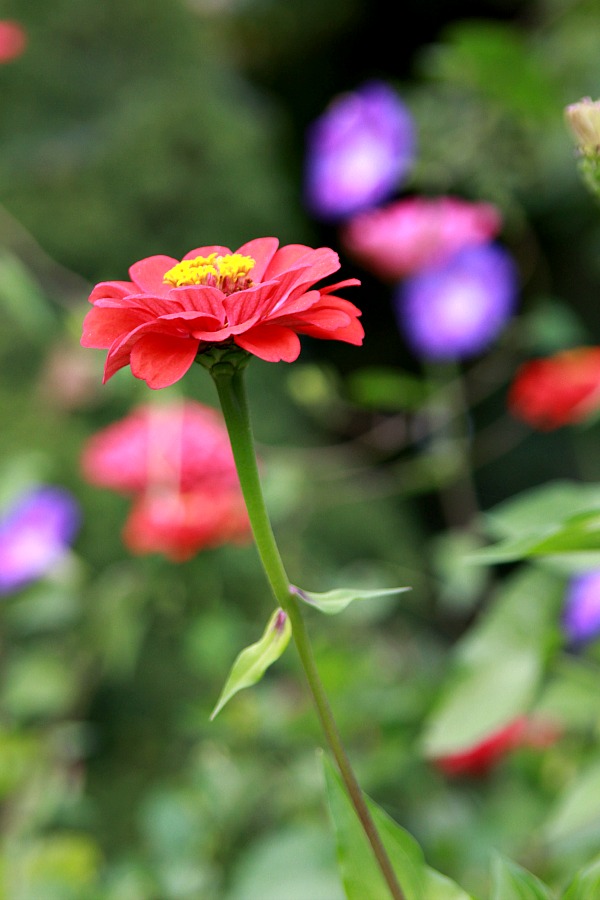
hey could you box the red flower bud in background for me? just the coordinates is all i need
[433,717,559,778]
[508,347,600,430]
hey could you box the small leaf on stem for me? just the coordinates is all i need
[210,608,291,720]
[292,585,410,616]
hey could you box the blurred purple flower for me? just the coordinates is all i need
[304,80,415,221]
[0,486,81,595]
[563,571,600,644]
[394,243,518,360]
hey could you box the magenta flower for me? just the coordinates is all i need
[304,81,415,221]
[395,243,518,360]
[341,195,502,281]
[0,486,81,594]
[563,571,600,644]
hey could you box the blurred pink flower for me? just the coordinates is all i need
[81,400,239,494]
[0,21,26,63]
[341,196,502,281]
[81,399,252,560]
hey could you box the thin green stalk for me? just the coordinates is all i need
[212,364,405,900]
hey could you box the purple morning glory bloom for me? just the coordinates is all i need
[394,242,518,360]
[563,571,600,644]
[0,486,81,595]
[304,80,416,221]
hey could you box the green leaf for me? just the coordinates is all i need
[210,608,291,720]
[543,762,600,845]
[421,567,563,758]
[471,481,600,565]
[293,585,410,616]
[490,856,555,899]
[347,367,430,411]
[323,755,475,900]
[562,855,600,898]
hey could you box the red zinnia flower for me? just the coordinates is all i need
[81,238,363,389]
[80,400,252,560]
[508,347,600,430]
[122,485,250,562]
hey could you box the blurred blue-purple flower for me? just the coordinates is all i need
[563,571,600,644]
[304,80,415,221]
[0,486,81,594]
[394,242,518,361]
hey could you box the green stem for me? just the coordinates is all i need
[212,365,405,900]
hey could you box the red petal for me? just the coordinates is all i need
[235,237,279,281]
[129,333,200,389]
[81,306,150,348]
[129,255,179,297]
[234,325,301,362]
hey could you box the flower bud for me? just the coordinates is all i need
[565,97,600,157]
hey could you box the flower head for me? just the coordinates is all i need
[395,243,518,360]
[341,195,502,281]
[122,485,250,562]
[0,21,26,64]
[81,400,251,560]
[508,347,600,430]
[565,97,600,157]
[81,400,239,494]
[81,238,363,389]
[304,81,415,221]
[562,570,600,644]
[0,486,81,594]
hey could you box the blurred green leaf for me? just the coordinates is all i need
[543,762,600,845]
[490,856,555,899]
[347,367,430,412]
[561,855,600,899]
[293,585,410,615]
[421,567,563,757]
[210,608,291,720]
[422,20,559,121]
[472,481,600,565]
[0,250,56,338]
[324,755,475,899]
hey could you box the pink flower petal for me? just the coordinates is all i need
[129,333,200,389]
[234,325,301,362]
[129,255,179,297]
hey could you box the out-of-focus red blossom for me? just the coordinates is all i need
[0,20,26,63]
[433,717,560,778]
[123,486,251,562]
[81,401,239,493]
[80,400,252,561]
[81,238,363,390]
[341,196,502,282]
[508,347,600,430]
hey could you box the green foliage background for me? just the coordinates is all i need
[3,0,600,897]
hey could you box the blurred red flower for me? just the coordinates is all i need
[508,347,600,430]
[81,238,363,389]
[123,486,250,562]
[433,717,558,778]
[81,400,252,560]
[341,196,501,282]
[0,21,26,63]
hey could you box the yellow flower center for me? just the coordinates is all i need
[163,253,256,293]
